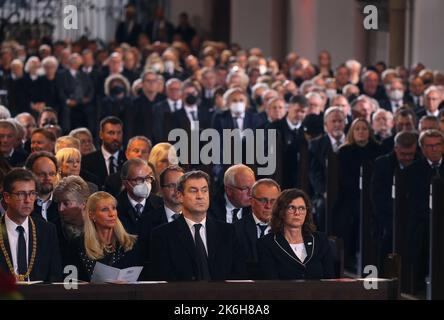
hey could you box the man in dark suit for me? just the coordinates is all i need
[359,70,387,104]
[128,70,164,141]
[379,78,414,113]
[151,170,247,281]
[234,179,280,279]
[267,95,308,189]
[209,164,255,223]
[152,78,183,144]
[25,152,59,225]
[0,168,62,282]
[416,86,442,120]
[0,120,29,167]
[405,76,425,112]
[145,7,175,43]
[117,158,161,271]
[405,129,444,292]
[115,4,142,46]
[199,68,217,111]
[81,116,127,189]
[309,107,346,229]
[56,53,94,132]
[371,131,418,268]
[104,135,152,197]
[381,107,417,153]
[151,165,185,228]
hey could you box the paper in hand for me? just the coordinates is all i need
[90,262,143,283]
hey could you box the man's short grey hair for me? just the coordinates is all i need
[305,91,322,101]
[53,175,91,204]
[69,127,93,139]
[127,136,153,151]
[419,129,444,148]
[223,164,255,187]
[55,136,81,153]
[0,105,11,119]
[251,179,281,197]
[15,112,34,123]
[120,158,148,180]
[24,56,40,73]
[381,68,397,81]
[345,59,361,70]
[251,83,269,96]
[424,85,441,97]
[41,56,59,69]
[372,109,393,123]
[324,106,345,123]
[0,119,17,135]
[165,78,182,89]
[419,115,439,131]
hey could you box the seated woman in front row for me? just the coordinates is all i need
[257,188,334,280]
[75,191,141,281]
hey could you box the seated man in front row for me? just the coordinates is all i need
[151,170,247,281]
[0,168,62,282]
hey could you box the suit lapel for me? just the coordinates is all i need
[303,233,315,264]
[245,213,258,258]
[175,216,198,269]
[205,217,220,269]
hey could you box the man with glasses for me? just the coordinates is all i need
[104,135,152,197]
[25,151,59,225]
[406,129,444,292]
[118,158,160,277]
[0,168,62,282]
[234,179,280,279]
[152,165,185,228]
[209,164,256,223]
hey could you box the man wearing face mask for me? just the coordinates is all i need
[100,74,132,122]
[380,78,413,113]
[117,158,162,278]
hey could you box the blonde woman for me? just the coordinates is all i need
[55,147,98,193]
[148,143,178,182]
[77,191,140,281]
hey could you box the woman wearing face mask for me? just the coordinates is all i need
[333,118,384,273]
[99,74,132,121]
[74,191,141,281]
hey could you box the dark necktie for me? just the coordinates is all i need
[232,208,240,223]
[172,213,180,221]
[173,101,178,111]
[190,110,198,121]
[16,226,27,276]
[109,156,116,174]
[432,162,441,179]
[194,224,211,280]
[135,203,143,217]
[257,223,268,238]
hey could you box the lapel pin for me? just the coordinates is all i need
[308,242,312,245]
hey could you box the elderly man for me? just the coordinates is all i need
[234,179,280,278]
[104,135,152,197]
[151,165,185,228]
[360,70,386,103]
[380,78,413,113]
[372,131,418,268]
[406,129,444,292]
[372,109,394,141]
[381,107,417,152]
[406,76,425,111]
[417,86,442,119]
[209,164,255,224]
[152,78,183,144]
[151,170,247,281]
[0,120,28,167]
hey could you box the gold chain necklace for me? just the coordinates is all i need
[0,217,37,281]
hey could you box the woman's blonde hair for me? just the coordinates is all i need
[148,143,178,173]
[55,147,81,178]
[84,191,137,260]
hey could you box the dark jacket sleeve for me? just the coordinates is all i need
[150,226,174,281]
[317,232,335,279]
[256,237,279,280]
[47,223,63,283]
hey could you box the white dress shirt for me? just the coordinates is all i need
[328,133,345,153]
[290,243,307,262]
[427,110,440,117]
[168,99,182,113]
[231,112,245,131]
[101,146,119,175]
[224,193,242,223]
[36,193,53,221]
[184,105,199,130]
[252,213,270,238]
[390,100,403,113]
[286,117,301,131]
[427,158,443,168]
[164,205,180,223]
[184,216,208,254]
[5,214,29,275]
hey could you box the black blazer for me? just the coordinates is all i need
[208,190,252,223]
[309,134,334,196]
[256,231,334,280]
[151,215,247,281]
[81,149,126,189]
[150,205,168,229]
[152,99,175,144]
[104,171,123,197]
[233,212,262,262]
[7,148,29,168]
[0,216,62,282]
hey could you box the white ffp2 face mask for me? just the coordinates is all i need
[133,182,152,199]
[230,102,246,114]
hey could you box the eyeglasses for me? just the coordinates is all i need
[162,183,177,189]
[230,185,251,193]
[8,191,39,200]
[253,197,276,206]
[423,143,443,150]
[127,176,155,185]
[287,205,307,214]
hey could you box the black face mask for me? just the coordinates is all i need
[42,119,57,127]
[185,94,198,106]
[348,94,358,103]
[293,77,304,86]
[110,85,126,97]
[284,92,293,103]
[255,96,263,107]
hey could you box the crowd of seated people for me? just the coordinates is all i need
[0,8,443,291]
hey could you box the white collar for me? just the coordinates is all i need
[231,112,245,119]
[327,133,345,146]
[427,110,440,117]
[5,213,29,237]
[224,193,237,211]
[168,99,182,109]
[37,193,53,206]
[127,193,147,209]
[101,145,119,161]
[427,158,442,167]
[184,215,206,230]
[8,148,14,158]
[286,117,301,131]
[252,212,269,226]
[184,105,198,112]
[164,205,180,221]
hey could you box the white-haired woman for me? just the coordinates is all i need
[55,147,98,193]
[76,191,140,281]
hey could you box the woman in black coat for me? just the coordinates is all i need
[333,118,385,271]
[257,189,334,280]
